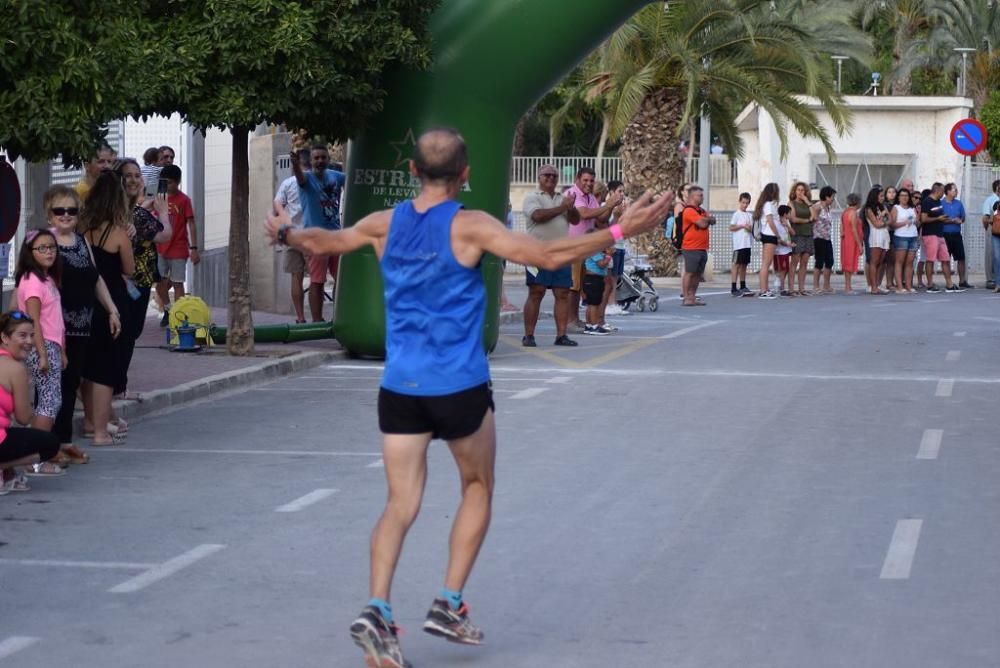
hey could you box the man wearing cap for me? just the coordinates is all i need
[521,165,581,346]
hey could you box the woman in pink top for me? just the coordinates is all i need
[0,311,63,493]
[15,229,65,437]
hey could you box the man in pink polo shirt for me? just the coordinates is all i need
[565,167,623,331]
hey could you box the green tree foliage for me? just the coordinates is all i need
[978,91,1000,160]
[136,0,436,355]
[0,1,142,163]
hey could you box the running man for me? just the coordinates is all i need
[264,128,673,668]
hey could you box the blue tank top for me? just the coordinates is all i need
[379,199,490,396]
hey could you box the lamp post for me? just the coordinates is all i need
[832,55,848,94]
[954,47,976,97]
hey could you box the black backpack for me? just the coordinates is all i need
[671,205,701,250]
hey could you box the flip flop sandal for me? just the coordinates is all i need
[50,453,73,468]
[61,445,90,465]
[84,423,123,439]
[91,431,126,447]
[25,462,66,477]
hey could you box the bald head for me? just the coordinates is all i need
[413,128,468,183]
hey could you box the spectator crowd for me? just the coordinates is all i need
[516,165,999,346]
[1,143,191,495]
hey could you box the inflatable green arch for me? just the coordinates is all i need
[334,0,651,358]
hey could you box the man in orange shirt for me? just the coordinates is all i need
[680,185,715,306]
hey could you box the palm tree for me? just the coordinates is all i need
[576,0,859,273]
[899,0,1000,109]
[858,0,934,96]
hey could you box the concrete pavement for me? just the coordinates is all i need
[2,286,999,667]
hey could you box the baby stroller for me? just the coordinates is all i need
[617,255,659,312]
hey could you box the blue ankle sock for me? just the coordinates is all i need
[441,588,463,611]
[368,598,393,623]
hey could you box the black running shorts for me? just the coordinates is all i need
[378,382,494,440]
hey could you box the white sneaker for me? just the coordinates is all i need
[584,325,609,336]
[605,304,623,316]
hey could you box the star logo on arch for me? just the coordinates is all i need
[389,128,417,168]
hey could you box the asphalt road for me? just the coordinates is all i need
[2,286,999,667]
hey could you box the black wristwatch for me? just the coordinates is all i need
[276,224,292,246]
[189,245,198,250]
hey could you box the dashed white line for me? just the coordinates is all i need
[546,376,572,384]
[510,387,549,400]
[0,558,151,570]
[946,350,962,361]
[953,331,967,337]
[0,637,39,660]
[275,489,338,513]
[935,379,955,397]
[917,429,944,460]
[107,448,381,458]
[367,458,385,469]
[659,320,723,340]
[880,519,923,580]
[109,544,226,594]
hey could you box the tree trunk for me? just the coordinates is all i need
[620,88,686,276]
[512,110,530,157]
[890,28,912,96]
[227,126,254,356]
[595,113,610,183]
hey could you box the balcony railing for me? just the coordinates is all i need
[510,155,738,188]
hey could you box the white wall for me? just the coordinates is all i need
[203,128,233,251]
[738,96,973,197]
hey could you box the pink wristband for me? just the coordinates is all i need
[609,224,624,241]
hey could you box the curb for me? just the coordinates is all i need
[74,350,339,430]
[78,312,526,431]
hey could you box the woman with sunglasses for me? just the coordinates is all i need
[114,159,171,395]
[48,185,122,462]
[14,229,66,474]
[79,172,135,447]
[0,311,64,493]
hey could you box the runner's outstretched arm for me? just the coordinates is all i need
[468,190,673,270]
[264,201,389,257]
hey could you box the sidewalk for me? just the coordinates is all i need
[93,307,342,427]
[99,302,529,427]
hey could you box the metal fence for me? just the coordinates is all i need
[510,155,738,188]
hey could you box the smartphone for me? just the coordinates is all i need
[158,178,168,196]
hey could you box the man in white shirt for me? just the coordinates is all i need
[981,179,1000,289]
[274,148,311,322]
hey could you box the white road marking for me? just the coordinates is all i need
[916,429,943,460]
[880,519,923,580]
[946,350,961,361]
[917,298,949,304]
[510,387,549,400]
[954,331,967,337]
[251,387,378,392]
[274,489,338,513]
[935,379,955,397]
[0,558,151,570]
[659,320,723,340]
[367,459,384,469]
[322,364,1000,386]
[546,376,571,384]
[0,637,39,660]
[109,544,225,594]
[975,316,1000,323]
[107,448,381,458]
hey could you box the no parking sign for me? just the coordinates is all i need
[950,118,988,157]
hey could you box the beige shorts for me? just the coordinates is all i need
[283,247,306,274]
